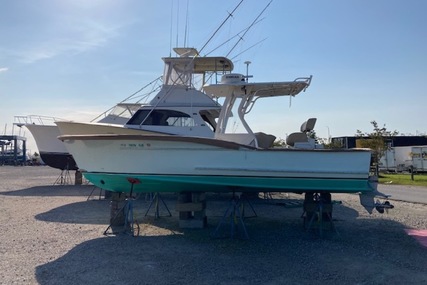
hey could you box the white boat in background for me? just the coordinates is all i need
[59,69,378,211]
[15,115,75,170]
[14,103,142,170]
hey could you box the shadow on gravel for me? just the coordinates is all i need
[0,185,96,197]
[35,199,111,225]
[33,194,177,225]
[35,217,427,285]
[32,194,361,229]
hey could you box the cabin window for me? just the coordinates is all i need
[127,109,195,127]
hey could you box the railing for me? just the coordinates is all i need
[13,115,66,126]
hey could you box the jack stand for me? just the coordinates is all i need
[144,192,172,219]
[53,169,72,185]
[87,186,104,201]
[212,192,250,240]
[302,192,338,238]
[241,195,257,219]
[103,178,141,237]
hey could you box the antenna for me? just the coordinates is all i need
[231,38,267,60]
[184,0,190,47]
[169,0,174,56]
[205,18,265,56]
[198,0,244,55]
[226,0,272,57]
[244,61,251,82]
[175,0,180,50]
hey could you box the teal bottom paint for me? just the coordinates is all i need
[84,173,373,194]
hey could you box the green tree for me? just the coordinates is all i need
[356,121,399,173]
[322,139,345,149]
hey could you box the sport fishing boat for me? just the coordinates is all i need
[59,70,378,212]
[55,47,233,139]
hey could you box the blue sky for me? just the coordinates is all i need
[1,0,426,153]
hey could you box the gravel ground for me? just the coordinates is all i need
[0,166,426,285]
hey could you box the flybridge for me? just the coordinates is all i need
[161,48,234,87]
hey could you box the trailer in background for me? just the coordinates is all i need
[379,145,427,172]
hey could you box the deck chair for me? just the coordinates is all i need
[286,118,317,147]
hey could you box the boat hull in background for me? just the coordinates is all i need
[25,124,78,170]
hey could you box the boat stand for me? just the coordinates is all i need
[302,192,338,238]
[212,193,255,240]
[144,192,172,219]
[53,169,72,185]
[103,178,141,237]
[87,186,104,201]
[240,194,257,219]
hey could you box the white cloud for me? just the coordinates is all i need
[15,19,124,64]
[0,67,8,73]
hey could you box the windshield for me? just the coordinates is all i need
[127,109,195,127]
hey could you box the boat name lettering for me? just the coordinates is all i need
[119,143,149,150]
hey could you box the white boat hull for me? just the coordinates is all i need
[60,134,374,194]
[55,121,160,136]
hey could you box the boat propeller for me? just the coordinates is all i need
[374,200,394,214]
